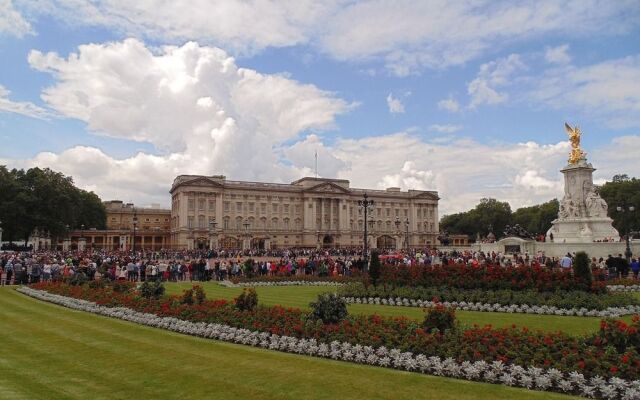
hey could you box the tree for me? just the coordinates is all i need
[512,199,559,235]
[440,198,511,239]
[0,166,106,244]
[573,251,592,290]
[598,176,640,234]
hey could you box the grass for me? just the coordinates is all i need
[0,287,580,400]
[165,282,634,336]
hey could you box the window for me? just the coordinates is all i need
[198,215,205,228]
[386,208,390,217]
[295,204,301,214]
[145,218,150,222]
[224,201,230,212]
[223,218,229,229]
[208,199,215,210]
[188,198,195,211]
[236,218,242,230]
[261,203,267,213]
[187,216,194,229]
[236,202,242,213]
[284,204,289,214]
[284,218,290,230]
[198,198,205,210]
[404,209,408,217]
[155,218,159,222]
[249,202,254,212]
[272,203,278,213]
[395,209,399,217]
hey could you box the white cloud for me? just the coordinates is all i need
[386,93,405,114]
[468,54,525,108]
[22,1,640,74]
[0,0,32,37]
[0,84,52,119]
[437,97,460,113]
[529,55,640,128]
[545,44,571,64]
[428,124,462,133]
[10,39,349,205]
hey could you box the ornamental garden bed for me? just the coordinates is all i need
[230,275,354,286]
[22,281,640,399]
[338,283,640,317]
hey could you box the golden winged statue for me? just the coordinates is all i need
[564,122,586,164]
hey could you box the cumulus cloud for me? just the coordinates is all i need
[386,93,405,114]
[0,0,32,37]
[468,54,525,108]
[529,55,640,128]
[21,1,640,74]
[11,39,349,205]
[544,44,571,64]
[428,124,462,133]
[0,84,53,119]
[437,97,460,113]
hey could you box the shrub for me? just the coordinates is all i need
[422,304,457,334]
[234,288,258,311]
[309,293,348,324]
[369,251,381,286]
[193,285,206,305]
[180,288,194,305]
[67,272,88,286]
[112,280,135,293]
[243,259,255,278]
[138,281,165,299]
[88,279,107,289]
[573,251,592,289]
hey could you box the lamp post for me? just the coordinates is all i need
[616,204,636,262]
[404,217,410,251]
[357,193,375,271]
[394,217,401,250]
[0,220,3,250]
[132,209,138,253]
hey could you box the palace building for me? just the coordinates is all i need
[170,175,439,250]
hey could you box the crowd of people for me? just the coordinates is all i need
[1,246,639,286]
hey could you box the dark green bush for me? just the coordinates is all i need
[138,281,165,299]
[234,288,258,311]
[180,288,194,305]
[369,251,381,286]
[67,272,88,286]
[309,293,348,324]
[422,304,457,334]
[573,251,592,289]
[112,280,135,293]
[193,285,206,305]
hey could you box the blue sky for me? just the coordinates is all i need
[1,1,639,214]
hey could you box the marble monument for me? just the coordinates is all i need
[546,123,619,243]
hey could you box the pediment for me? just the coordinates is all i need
[411,191,440,201]
[171,176,225,192]
[306,182,351,194]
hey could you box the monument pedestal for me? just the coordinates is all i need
[547,160,618,243]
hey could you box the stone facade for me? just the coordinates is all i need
[170,175,439,250]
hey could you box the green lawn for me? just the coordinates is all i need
[0,288,579,400]
[165,282,634,336]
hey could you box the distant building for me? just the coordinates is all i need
[170,175,439,250]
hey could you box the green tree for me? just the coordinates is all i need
[0,166,106,244]
[573,251,592,290]
[440,198,511,239]
[598,176,640,234]
[512,199,559,235]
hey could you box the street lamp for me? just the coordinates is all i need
[404,217,410,251]
[616,204,636,262]
[132,209,138,253]
[357,193,375,270]
[395,217,401,249]
[243,220,250,250]
[0,220,3,250]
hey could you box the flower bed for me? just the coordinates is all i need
[607,280,640,293]
[18,285,640,400]
[380,263,606,293]
[230,275,355,285]
[338,283,640,316]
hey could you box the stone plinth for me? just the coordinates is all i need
[546,160,618,243]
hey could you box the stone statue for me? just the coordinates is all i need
[503,224,534,239]
[585,188,608,218]
[565,122,587,164]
